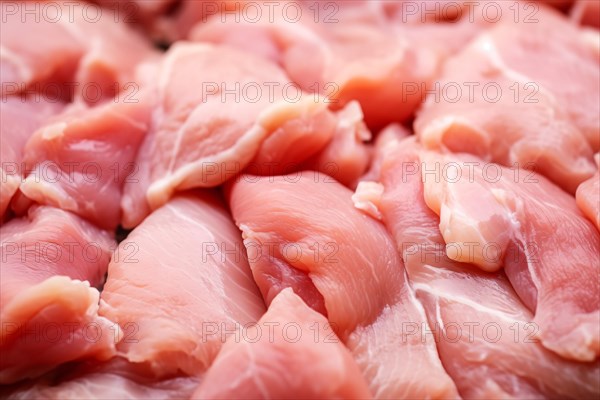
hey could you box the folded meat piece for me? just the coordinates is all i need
[415,7,599,193]
[121,43,336,228]
[3,358,199,400]
[100,192,266,377]
[192,288,371,399]
[1,1,156,104]
[0,206,116,383]
[0,98,63,220]
[296,101,372,188]
[229,173,458,399]
[189,4,439,130]
[371,137,599,398]
[577,154,600,230]
[19,99,150,230]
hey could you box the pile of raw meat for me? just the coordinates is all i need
[1,0,599,398]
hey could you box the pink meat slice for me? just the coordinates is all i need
[3,358,199,400]
[100,192,266,377]
[577,154,600,230]
[371,135,599,362]
[415,7,599,193]
[19,100,149,230]
[419,149,600,361]
[189,4,440,130]
[1,2,155,104]
[121,42,336,228]
[0,206,116,383]
[0,98,63,220]
[229,173,458,399]
[372,138,599,398]
[192,288,372,399]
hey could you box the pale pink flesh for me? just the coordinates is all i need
[576,155,600,230]
[1,2,155,104]
[192,288,372,399]
[229,172,458,399]
[20,100,150,230]
[189,3,440,130]
[0,206,116,384]
[4,357,199,400]
[415,7,598,193]
[420,149,600,361]
[121,43,335,228]
[100,192,265,377]
[375,138,600,398]
[0,98,63,219]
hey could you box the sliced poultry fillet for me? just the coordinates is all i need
[0,98,63,220]
[100,192,266,377]
[192,288,371,399]
[229,173,458,399]
[415,7,599,193]
[577,154,600,230]
[1,1,156,104]
[189,4,439,130]
[420,149,600,361]
[19,100,150,230]
[371,137,600,398]
[0,206,116,383]
[121,42,335,228]
[3,357,199,400]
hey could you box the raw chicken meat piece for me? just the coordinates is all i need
[371,137,600,398]
[189,3,440,130]
[229,173,458,399]
[420,149,600,361]
[415,6,599,193]
[121,42,336,228]
[0,206,116,383]
[1,1,156,104]
[577,154,600,230]
[100,192,266,377]
[192,288,372,399]
[3,358,199,400]
[0,97,63,220]
[19,100,150,230]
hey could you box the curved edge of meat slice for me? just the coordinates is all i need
[0,206,117,384]
[19,100,150,230]
[100,191,266,377]
[229,172,459,399]
[576,154,600,231]
[375,136,600,398]
[192,288,372,399]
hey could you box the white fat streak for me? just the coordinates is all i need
[404,271,443,363]
[165,203,215,242]
[20,174,78,210]
[412,282,529,324]
[147,42,329,210]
